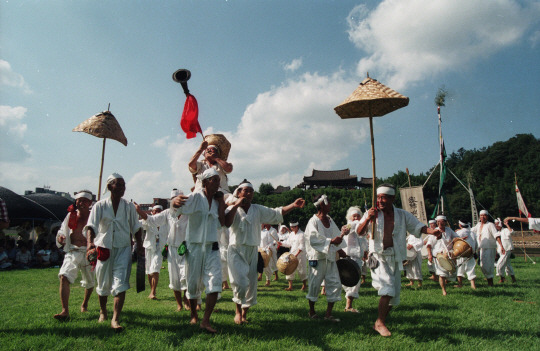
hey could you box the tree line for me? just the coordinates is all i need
[234,134,539,229]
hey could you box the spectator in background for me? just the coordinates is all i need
[15,243,32,269]
[0,245,12,269]
[36,243,52,267]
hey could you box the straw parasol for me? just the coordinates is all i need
[334,75,409,232]
[73,109,127,199]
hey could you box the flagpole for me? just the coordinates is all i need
[515,173,527,261]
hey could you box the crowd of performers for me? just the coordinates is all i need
[52,140,538,337]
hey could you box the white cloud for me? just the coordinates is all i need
[0,105,31,161]
[0,60,32,93]
[347,0,540,89]
[530,30,540,48]
[125,170,177,203]
[151,136,170,148]
[283,58,303,72]
[163,72,369,191]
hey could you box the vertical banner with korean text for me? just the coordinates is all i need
[400,186,428,224]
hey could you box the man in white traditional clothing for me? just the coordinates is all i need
[224,180,305,324]
[471,210,503,287]
[171,169,226,333]
[282,221,308,291]
[140,204,169,300]
[86,174,143,331]
[342,206,368,312]
[54,190,95,321]
[495,218,516,284]
[454,220,477,289]
[259,224,279,285]
[188,140,233,291]
[305,194,347,322]
[432,215,459,296]
[424,219,437,281]
[136,189,191,310]
[356,184,440,337]
[278,225,290,243]
[188,140,233,193]
[404,233,423,288]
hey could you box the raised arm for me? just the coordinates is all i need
[281,198,305,216]
[188,140,208,173]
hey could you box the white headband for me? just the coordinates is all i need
[428,220,436,224]
[313,194,328,207]
[170,188,183,199]
[75,191,92,201]
[197,168,220,181]
[103,173,123,194]
[231,182,254,198]
[495,218,502,224]
[479,210,489,215]
[377,186,396,196]
[280,225,289,232]
[436,215,447,221]
[459,220,470,227]
[289,222,299,227]
[152,205,163,211]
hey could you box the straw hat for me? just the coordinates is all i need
[258,248,270,268]
[334,77,409,119]
[73,111,128,146]
[204,134,231,161]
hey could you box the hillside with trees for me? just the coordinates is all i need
[240,134,539,229]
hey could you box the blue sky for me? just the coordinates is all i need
[1,0,539,203]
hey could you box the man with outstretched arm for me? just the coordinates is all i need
[356,183,440,337]
[224,180,305,324]
[86,173,143,332]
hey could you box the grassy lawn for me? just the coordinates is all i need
[0,258,538,350]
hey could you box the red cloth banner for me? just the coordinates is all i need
[180,94,202,139]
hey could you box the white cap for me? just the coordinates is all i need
[103,173,123,194]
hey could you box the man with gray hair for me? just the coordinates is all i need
[356,183,439,337]
[54,190,95,321]
[86,173,143,331]
[471,210,503,287]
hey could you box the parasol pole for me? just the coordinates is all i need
[369,104,376,239]
[97,138,106,200]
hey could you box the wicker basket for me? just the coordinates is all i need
[277,252,299,275]
[204,134,231,161]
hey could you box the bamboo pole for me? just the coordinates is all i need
[369,112,376,240]
[97,138,106,200]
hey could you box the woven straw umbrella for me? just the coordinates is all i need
[73,109,128,199]
[334,75,409,215]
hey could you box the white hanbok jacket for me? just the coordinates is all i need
[472,222,499,249]
[57,212,88,252]
[86,197,141,249]
[174,189,221,244]
[227,204,283,247]
[305,215,344,262]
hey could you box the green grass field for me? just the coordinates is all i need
[1,258,539,351]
